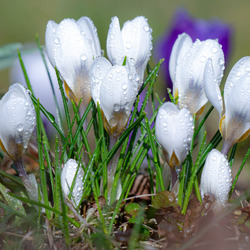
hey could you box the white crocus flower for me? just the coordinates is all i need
[220,57,250,154]
[90,57,138,137]
[45,17,101,106]
[200,149,232,208]
[155,102,194,169]
[169,33,225,116]
[0,83,36,166]
[107,16,153,88]
[61,159,84,207]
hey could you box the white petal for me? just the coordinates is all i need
[169,33,192,86]
[121,16,152,84]
[200,149,232,207]
[224,56,250,107]
[77,16,101,57]
[61,159,84,207]
[204,58,223,117]
[99,64,137,125]
[107,16,125,65]
[45,20,58,67]
[155,102,194,167]
[0,84,36,159]
[90,57,112,106]
[223,73,250,143]
[54,19,94,104]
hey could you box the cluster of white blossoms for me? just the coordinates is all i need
[1,14,250,210]
[44,15,152,205]
[156,32,250,208]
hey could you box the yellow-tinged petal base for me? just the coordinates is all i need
[102,110,129,138]
[64,80,78,104]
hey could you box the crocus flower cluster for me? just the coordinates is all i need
[155,18,250,207]
[45,15,152,204]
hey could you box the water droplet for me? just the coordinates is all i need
[122,83,127,90]
[80,54,87,61]
[54,38,60,45]
[211,47,218,53]
[16,123,24,132]
[144,25,149,32]
[126,41,132,49]
[109,117,118,127]
[114,104,120,112]
[218,58,224,65]
[236,71,241,77]
[133,27,138,33]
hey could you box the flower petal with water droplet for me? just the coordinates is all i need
[204,58,223,117]
[155,102,194,168]
[61,159,84,207]
[0,83,36,160]
[200,149,232,208]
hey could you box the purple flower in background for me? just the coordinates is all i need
[155,8,232,90]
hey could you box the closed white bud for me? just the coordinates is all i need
[45,17,101,106]
[0,83,36,161]
[155,102,194,168]
[61,159,84,207]
[90,57,138,137]
[200,149,232,207]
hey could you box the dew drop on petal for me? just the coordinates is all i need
[126,41,132,49]
[211,47,218,53]
[80,54,87,62]
[122,83,127,90]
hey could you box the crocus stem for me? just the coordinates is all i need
[79,102,89,165]
[171,167,177,188]
[107,135,121,204]
[221,140,233,156]
[14,159,27,178]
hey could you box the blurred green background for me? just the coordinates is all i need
[1,0,250,187]
[1,0,250,90]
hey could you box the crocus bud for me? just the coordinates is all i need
[155,102,194,168]
[61,159,84,207]
[0,83,36,162]
[107,16,153,88]
[220,57,250,154]
[169,33,225,115]
[45,17,101,106]
[90,57,138,137]
[200,149,232,207]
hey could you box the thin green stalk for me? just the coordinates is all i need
[181,131,207,213]
[229,143,237,168]
[230,147,250,197]
[128,205,145,249]
[145,116,164,191]
[35,35,64,132]
[96,103,108,199]
[55,67,73,144]
[108,173,137,234]
[89,164,107,234]
[35,99,51,219]
[17,49,33,93]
